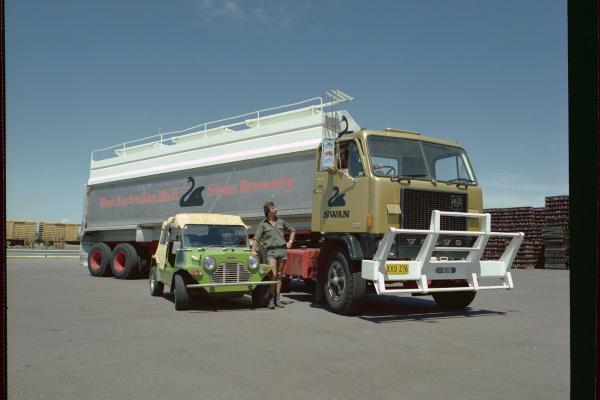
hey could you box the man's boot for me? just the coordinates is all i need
[276,293,285,308]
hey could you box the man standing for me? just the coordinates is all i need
[251,202,295,309]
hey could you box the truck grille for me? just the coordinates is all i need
[210,263,252,284]
[401,189,467,231]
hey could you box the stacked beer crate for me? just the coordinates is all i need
[541,196,569,269]
[482,207,543,269]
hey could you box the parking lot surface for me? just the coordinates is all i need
[7,259,569,400]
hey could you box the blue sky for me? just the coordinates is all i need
[6,0,568,223]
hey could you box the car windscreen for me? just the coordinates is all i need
[183,224,248,248]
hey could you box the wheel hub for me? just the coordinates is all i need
[327,261,346,301]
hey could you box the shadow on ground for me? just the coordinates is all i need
[284,291,506,323]
[160,280,506,322]
[160,292,261,313]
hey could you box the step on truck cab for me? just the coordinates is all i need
[81,90,523,315]
[149,213,276,310]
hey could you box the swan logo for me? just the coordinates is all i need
[327,186,346,207]
[179,177,205,207]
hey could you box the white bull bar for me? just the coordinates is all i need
[361,211,524,295]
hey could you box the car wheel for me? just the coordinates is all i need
[251,284,271,308]
[87,243,112,277]
[174,274,190,311]
[323,249,365,315]
[149,266,164,297]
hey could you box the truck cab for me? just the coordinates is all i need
[312,128,482,235]
[308,128,522,315]
[149,213,275,310]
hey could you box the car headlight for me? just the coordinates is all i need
[247,255,259,271]
[203,256,216,273]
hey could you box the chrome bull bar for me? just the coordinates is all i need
[361,210,524,295]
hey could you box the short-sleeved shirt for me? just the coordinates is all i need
[254,218,295,250]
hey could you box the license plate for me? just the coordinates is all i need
[385,264,409,275]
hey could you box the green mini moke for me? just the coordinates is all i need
[149,214,276,310]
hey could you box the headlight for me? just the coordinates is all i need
[247,255,259,271]
[203,256,216,272]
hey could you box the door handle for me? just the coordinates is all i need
[313,186,324,194]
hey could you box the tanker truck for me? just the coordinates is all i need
[81,90,523,315]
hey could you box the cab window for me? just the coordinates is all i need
[347,141,364,178]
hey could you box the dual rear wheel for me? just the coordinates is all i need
[87,242,150,279]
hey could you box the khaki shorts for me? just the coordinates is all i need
[266,247,287,261]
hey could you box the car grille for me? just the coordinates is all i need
[210,262,252,284]
[401,189,468,231]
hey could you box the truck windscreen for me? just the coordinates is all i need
[183,225,248,248]
[367,136,476,184]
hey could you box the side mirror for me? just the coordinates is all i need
[171,241,181,254]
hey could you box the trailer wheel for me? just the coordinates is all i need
[251,284,271,308]
[87,243,112,277]
[137,246,151,278]
[149,266,164,297]
[111,243,139,279]
[323,249,365,315]
[174,274,190,311]
[432,291,476,310]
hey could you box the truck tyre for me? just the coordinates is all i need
[87,243,112,277]
[251,284,271,308]
[324,249,365,315]
[432,291,476,310]
[137,246,151,278]
[111,243,139,279]
[149,266,164,297]
[174,274,190,311]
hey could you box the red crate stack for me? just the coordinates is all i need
[541,196,569,269]
[482,195,569,270]
[482,207,543,269]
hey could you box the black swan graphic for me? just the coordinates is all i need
[327,186,346,207]
[179,177,205,207]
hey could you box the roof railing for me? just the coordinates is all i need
[90,90,353,162]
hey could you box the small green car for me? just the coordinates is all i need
[149,213,276,310]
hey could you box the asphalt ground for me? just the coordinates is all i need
[7,259,569,400]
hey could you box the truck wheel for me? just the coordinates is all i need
[87,243,112,277]
[136,246,151,278]
[432,291,476,310]
[174,274,190,311]
[251,284,271,308]
[149,266,164,297]
[111,243,139,279]
[324,250,365,315]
